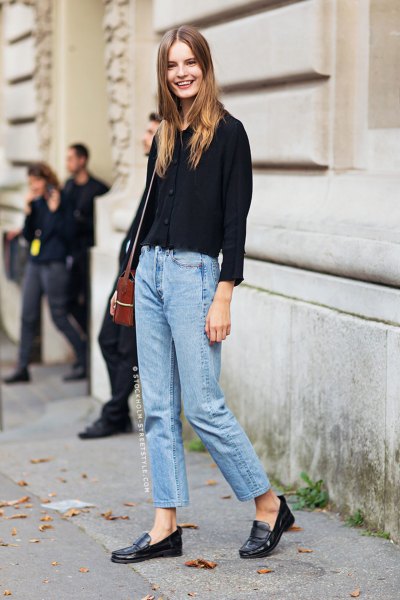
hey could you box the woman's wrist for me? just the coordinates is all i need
[214,280,234,302]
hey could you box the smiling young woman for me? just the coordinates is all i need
[110,24,295,565]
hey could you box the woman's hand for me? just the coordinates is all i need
[47,188,61,212]
[110,290,117,317]
[205,280,234,345]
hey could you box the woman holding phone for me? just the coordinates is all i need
[3,162,87,384]
[110,25,294,563]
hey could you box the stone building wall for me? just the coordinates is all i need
[146,0,399,542]
[0,0,112,361]
[0,0,398,542]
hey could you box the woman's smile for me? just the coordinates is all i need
[175,80,194,89]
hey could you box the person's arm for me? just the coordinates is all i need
[39,189,70,244]
[218,120,253,287]
[205,120,253,343]
[75,180,110,238]
[22,196,37,242]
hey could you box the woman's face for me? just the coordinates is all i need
[167,40,203,102]
[28,175,46,197]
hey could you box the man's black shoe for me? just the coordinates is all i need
[3,367,30,384]
[239,494,295,559]
[63,365,87,381]
[78,417,133,439]
[111,525,183,563]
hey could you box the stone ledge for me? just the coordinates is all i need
[243,258,400,326]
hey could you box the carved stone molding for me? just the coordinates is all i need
[3,0,53,160]
[103,0,132,188]
[32,0,52,160]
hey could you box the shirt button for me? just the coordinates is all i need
[164,217,169,225]
[168,188,174,195]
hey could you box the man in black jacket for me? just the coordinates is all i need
[78,113,161,439]
[63,143,109,381]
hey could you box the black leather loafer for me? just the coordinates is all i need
[239,494,295,559]
[78,417,133,439]
[111,525,183,563]
[3,367,30,384]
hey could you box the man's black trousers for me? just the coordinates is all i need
[98,279,138,426]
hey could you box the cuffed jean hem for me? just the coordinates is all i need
[237,483,272,502]
[152,500,190,508]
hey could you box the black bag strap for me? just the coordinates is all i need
[121,165,157,287]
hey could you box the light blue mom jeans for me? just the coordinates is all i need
[134,244,271,507]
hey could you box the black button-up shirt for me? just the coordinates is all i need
[120,112,253,286]
[22,192,76,263]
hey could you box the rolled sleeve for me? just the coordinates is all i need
[219,120,253,287]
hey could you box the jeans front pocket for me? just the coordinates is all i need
[171,248,202,269]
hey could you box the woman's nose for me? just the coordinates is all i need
[177,64,187,77]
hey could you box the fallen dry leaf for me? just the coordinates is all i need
[15,496,30,505]
[3,591,12,596]
[257,568,274,574]
[188,594,197,597]
[0,496,30,508]
[205,479,217,486]
[178,523,199,529]
[30,457,53,464]
[151,584,160,591]
[0,509,3,517]
[350,589,361,598]
[38,524,54,532]
[29,539,40,543]
[209,462,217,468]
[40,515,53,522]
[42,579,49,584]
[287,525,304,532]
[11,528,17,536]
[140,596,155,600]
[63,508,81,518]
[56,477,67,483]
[298,547,313,553]
[185,558,217,569]
[51,561,60,566]
[5,514,27,520]
[17,481,28,487]
[101,510,129,521]
[123,502,137,507]
[40,498,50,504]
[79,567,89,573]
[24,503,33,508]
[0,542,18,547]
[81,473,88,479]
[220,495,231,499]
[48,492,57,497]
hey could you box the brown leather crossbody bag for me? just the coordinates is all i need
[112,166,157,327]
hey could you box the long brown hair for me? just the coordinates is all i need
[155,24,228,178]
[27,162,60,190]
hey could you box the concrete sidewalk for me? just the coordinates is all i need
[0,358,399,599]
